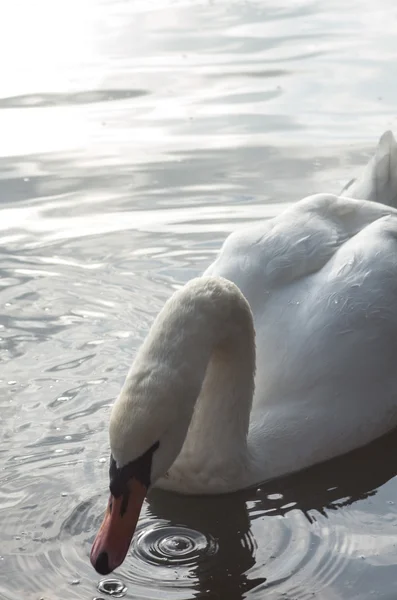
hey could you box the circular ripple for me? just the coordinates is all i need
[3,470,397,600]
[136,525,217,568]
[119,521,218,593]
[245,477,397,600]
[248,507,352,599]
[3,429,397,600]
[0,480,111,600]
[98,578,127,597]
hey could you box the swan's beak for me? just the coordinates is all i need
[90,478,147,575]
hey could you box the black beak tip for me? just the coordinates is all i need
[94,551,111,575]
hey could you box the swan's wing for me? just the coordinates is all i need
[341,130,397,207]
[205,193,397,310]
[250,212,397,474]
[207,194,397,476]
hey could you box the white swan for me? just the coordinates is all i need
[91,131,397,575]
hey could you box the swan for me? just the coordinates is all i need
[91,131,397,575]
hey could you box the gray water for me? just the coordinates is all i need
[1,1,397,599]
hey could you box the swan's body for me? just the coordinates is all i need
[92,131,397,575]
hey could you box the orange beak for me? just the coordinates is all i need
[90,478,147,574]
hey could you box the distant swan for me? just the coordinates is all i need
[91,131,397,575]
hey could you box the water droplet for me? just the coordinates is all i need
[267,493,283,501]
[99,457,106,463]
[159,534,194,555]
[7,381,16,386]
[64,435,72,441]
[61,492,68,497]
[70,579,80,585]
[98,579,127,597]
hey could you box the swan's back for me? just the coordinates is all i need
[205,131,397,480]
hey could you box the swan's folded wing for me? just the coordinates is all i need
[205,193,397,310]
[249,211,397,480]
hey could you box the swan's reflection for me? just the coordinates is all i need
[146,488,263,599]
[145,429,397,599]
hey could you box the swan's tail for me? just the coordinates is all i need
[341,130,397,208]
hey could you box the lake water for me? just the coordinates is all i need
[1,1,397,599]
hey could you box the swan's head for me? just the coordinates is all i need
[90,358,197,575]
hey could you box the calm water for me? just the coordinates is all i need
[2,1,397,599]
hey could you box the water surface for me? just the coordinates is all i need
[1,1,397,599]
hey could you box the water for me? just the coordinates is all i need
[1,0,397,598]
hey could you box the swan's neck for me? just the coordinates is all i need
[153,277,256,494]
